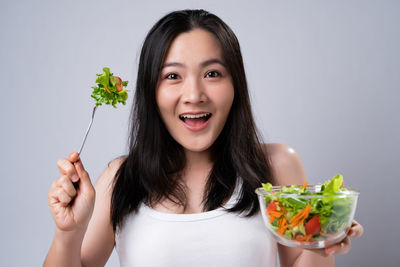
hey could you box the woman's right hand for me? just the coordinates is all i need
[48,152,95,233]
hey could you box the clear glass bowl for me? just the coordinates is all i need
[255,185,359,249]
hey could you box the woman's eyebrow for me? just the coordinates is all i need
[200,58,226,68]
[161,58,226,69]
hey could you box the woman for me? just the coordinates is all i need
[45,9,363,267]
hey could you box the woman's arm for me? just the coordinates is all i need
[80,158,123,266]
[44,153,122,267]
[264,143,335,267]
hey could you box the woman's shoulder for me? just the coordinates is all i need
[261,143,307,186]
[107,156,127,173]
[262,143,300,166]
[95,156,127,189]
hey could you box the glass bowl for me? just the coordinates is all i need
[255,185,359,249]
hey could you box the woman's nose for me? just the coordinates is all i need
[181,77,207,104]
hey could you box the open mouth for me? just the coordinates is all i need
[179,113,212,130]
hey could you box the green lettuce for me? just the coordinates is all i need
[91,67,129,108]
[323,174,343,193]
[262,174,357,239]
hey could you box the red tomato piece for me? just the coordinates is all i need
[115,76,123,92]
[267,200,278,212]
[115,76,122,85]
[305,215,321,236]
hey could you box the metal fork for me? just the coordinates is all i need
[78,106,98,156]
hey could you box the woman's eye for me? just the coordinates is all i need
[205,71,221,78]
[165,73,180,79]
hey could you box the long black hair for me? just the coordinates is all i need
[111,9,273,232]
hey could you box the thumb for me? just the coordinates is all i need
[74,158,94,192]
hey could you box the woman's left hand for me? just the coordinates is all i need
[324,220,364,255]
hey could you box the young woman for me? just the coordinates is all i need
[45,9,363,267]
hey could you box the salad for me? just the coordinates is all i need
[261,174,357,243]
[77,67,129,155]
[91,67,129,108]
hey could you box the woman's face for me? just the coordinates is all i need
[156,29,234,153]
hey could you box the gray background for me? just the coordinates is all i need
[0,0,398,266]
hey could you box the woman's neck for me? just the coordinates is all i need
[151,149,213,214]
[183,148,213,173]
[180,149,213,197]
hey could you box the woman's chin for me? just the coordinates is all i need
[180,141,214,154]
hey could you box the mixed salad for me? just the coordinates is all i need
[91,67,129,108]
[262,174,356,243]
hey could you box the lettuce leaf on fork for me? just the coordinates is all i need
[91,67,129,108]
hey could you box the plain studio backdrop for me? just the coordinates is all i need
[0,0,398,266]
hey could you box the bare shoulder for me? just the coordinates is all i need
[107,156,126,170]
[262,143,307,186]
[95,156,126,190]
[263,143,302,170]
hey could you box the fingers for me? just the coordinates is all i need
[68,152,80,163]
[57,157,79,182]
[56,187,72,206]
[48,175,77,207]
[74,159,93,191]
[57,152,90,183]
[325,236,351,255]
[59,175,77,198]
[323,220,363,255]
[322,220,363,256]
[347,220,364,238]
[55,152,93,195]
[74,159,88,180]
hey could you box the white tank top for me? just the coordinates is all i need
[115,180,277,267]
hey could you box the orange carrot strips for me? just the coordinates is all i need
[303,205,311,217]
[289,205,312,228]
[294,234,313,241]
[301,181,309,189]
[105,86,111,94]
[277,217,288,235]
[267,208,284,223]
[268,210,284,218]
[289,208,306,224]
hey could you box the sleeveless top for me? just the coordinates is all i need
[115,179,277,267]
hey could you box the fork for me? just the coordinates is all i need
[78,106,98,156]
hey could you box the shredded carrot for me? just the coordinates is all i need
[267,210,284,223]
[303,205,311,217]
[289,212,304,224]
[265,208,274,222]
[289,205,312,228]
[105,86,111,94]
[291,216,305,226]
[294,234,313,241]
[301,180,308,189]
[289,207,306,224]
[277,217,288,235]
[290,217,304,228]
[268,210,284,218]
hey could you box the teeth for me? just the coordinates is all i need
[180,113,211,119]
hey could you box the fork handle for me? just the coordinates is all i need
[78,106,98,156]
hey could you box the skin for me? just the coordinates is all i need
[154,29,234,213]
[44,29,363,267]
